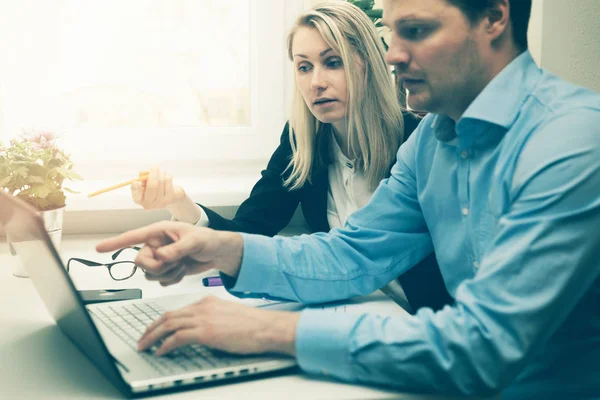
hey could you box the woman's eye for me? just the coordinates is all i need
[326,58,343,68]
[297,64,311,73]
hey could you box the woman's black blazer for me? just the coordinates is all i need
[201,112,453,312]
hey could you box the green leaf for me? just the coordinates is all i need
[350,0,374,11]
[24,176,45,184]
[365,9,383,19]
[45,190,67,209]
[23,184,53,199]
[18,193,50,211]
[14,166,29,177]
[68,171,84,180]
[0,176,11,187]
[55,167,82,181]
[62,187,80,194]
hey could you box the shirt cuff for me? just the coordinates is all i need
[225,233,282,296]
[169,204,209,227]
[295,309,361,380]
[194,205,210,227]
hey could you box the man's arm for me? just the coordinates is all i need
[226,125,434,304]
[97,111,600,396]
[98,121,433,299]
[294,111,600,395]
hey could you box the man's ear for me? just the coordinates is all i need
[484,0,510,43]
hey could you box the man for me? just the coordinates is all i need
[98,0,600,398]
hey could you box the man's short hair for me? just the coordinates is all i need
[446,0,532,50]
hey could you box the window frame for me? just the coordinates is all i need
[0,0,305,182]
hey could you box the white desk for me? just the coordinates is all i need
[0,235,494,400]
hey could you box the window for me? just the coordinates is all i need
[0,0,302,181]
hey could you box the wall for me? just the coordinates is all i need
[539,0,600,92]
[528,0,544,64]
[0,91,3,139]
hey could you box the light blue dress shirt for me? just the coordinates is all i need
[227,52,600,399]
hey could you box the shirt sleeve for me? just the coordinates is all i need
[197,123,302,236]
[170,204,209,227]
[298,111,600,396]
[229,124,434,304]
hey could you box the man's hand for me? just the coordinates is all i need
[96,221,244,285]
[138,296,300,357]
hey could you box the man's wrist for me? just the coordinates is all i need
[215,231,244,278]
[258,311,300,356]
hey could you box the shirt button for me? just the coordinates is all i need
[473,261,479,269]
[460,150,470,159]
[345,162,353,169]
[461,207,469,216]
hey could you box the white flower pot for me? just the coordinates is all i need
[8,206,65,278]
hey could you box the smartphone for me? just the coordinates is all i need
[78,288,142,304]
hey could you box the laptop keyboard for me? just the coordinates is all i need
[90,301,264,376]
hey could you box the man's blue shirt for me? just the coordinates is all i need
[228,52,600,398]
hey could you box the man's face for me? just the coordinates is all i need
[383,0,489,119]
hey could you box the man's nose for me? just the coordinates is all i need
[385,38,410,68]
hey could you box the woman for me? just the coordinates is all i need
[132,2,452,312]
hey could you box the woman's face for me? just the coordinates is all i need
[291,27,348,127]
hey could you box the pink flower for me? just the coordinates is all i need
[23,132,41,143]
[41,141,54,149]
[39,136,56,149]
[22,130,57,147]
[39,131,56,141]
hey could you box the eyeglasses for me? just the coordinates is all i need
[66,246,142,281]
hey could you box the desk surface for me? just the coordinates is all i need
[0,234,489,400]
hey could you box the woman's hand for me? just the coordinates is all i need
[138,296,300,357]
[132,167,186,209]
[131,167,202,224]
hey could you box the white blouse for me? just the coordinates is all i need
[325,136,373,230]
[326,136,411,312]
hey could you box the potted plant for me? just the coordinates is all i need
[348,0,407,108]
[0,131,82,277]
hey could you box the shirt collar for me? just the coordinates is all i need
[462,50,542,128]
[432,50,542,142]
[329,133,353,166]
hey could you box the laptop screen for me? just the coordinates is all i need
[0,193,128,394]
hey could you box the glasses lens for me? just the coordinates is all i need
[109,261,137,280]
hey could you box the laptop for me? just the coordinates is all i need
[0,193,298,397]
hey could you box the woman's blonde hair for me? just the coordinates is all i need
[284,1,404,190]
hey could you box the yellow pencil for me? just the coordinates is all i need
[88,171,150,198]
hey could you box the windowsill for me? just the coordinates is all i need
[0,161,310,240]
[58,173,308,236]
[67,174,263,211]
